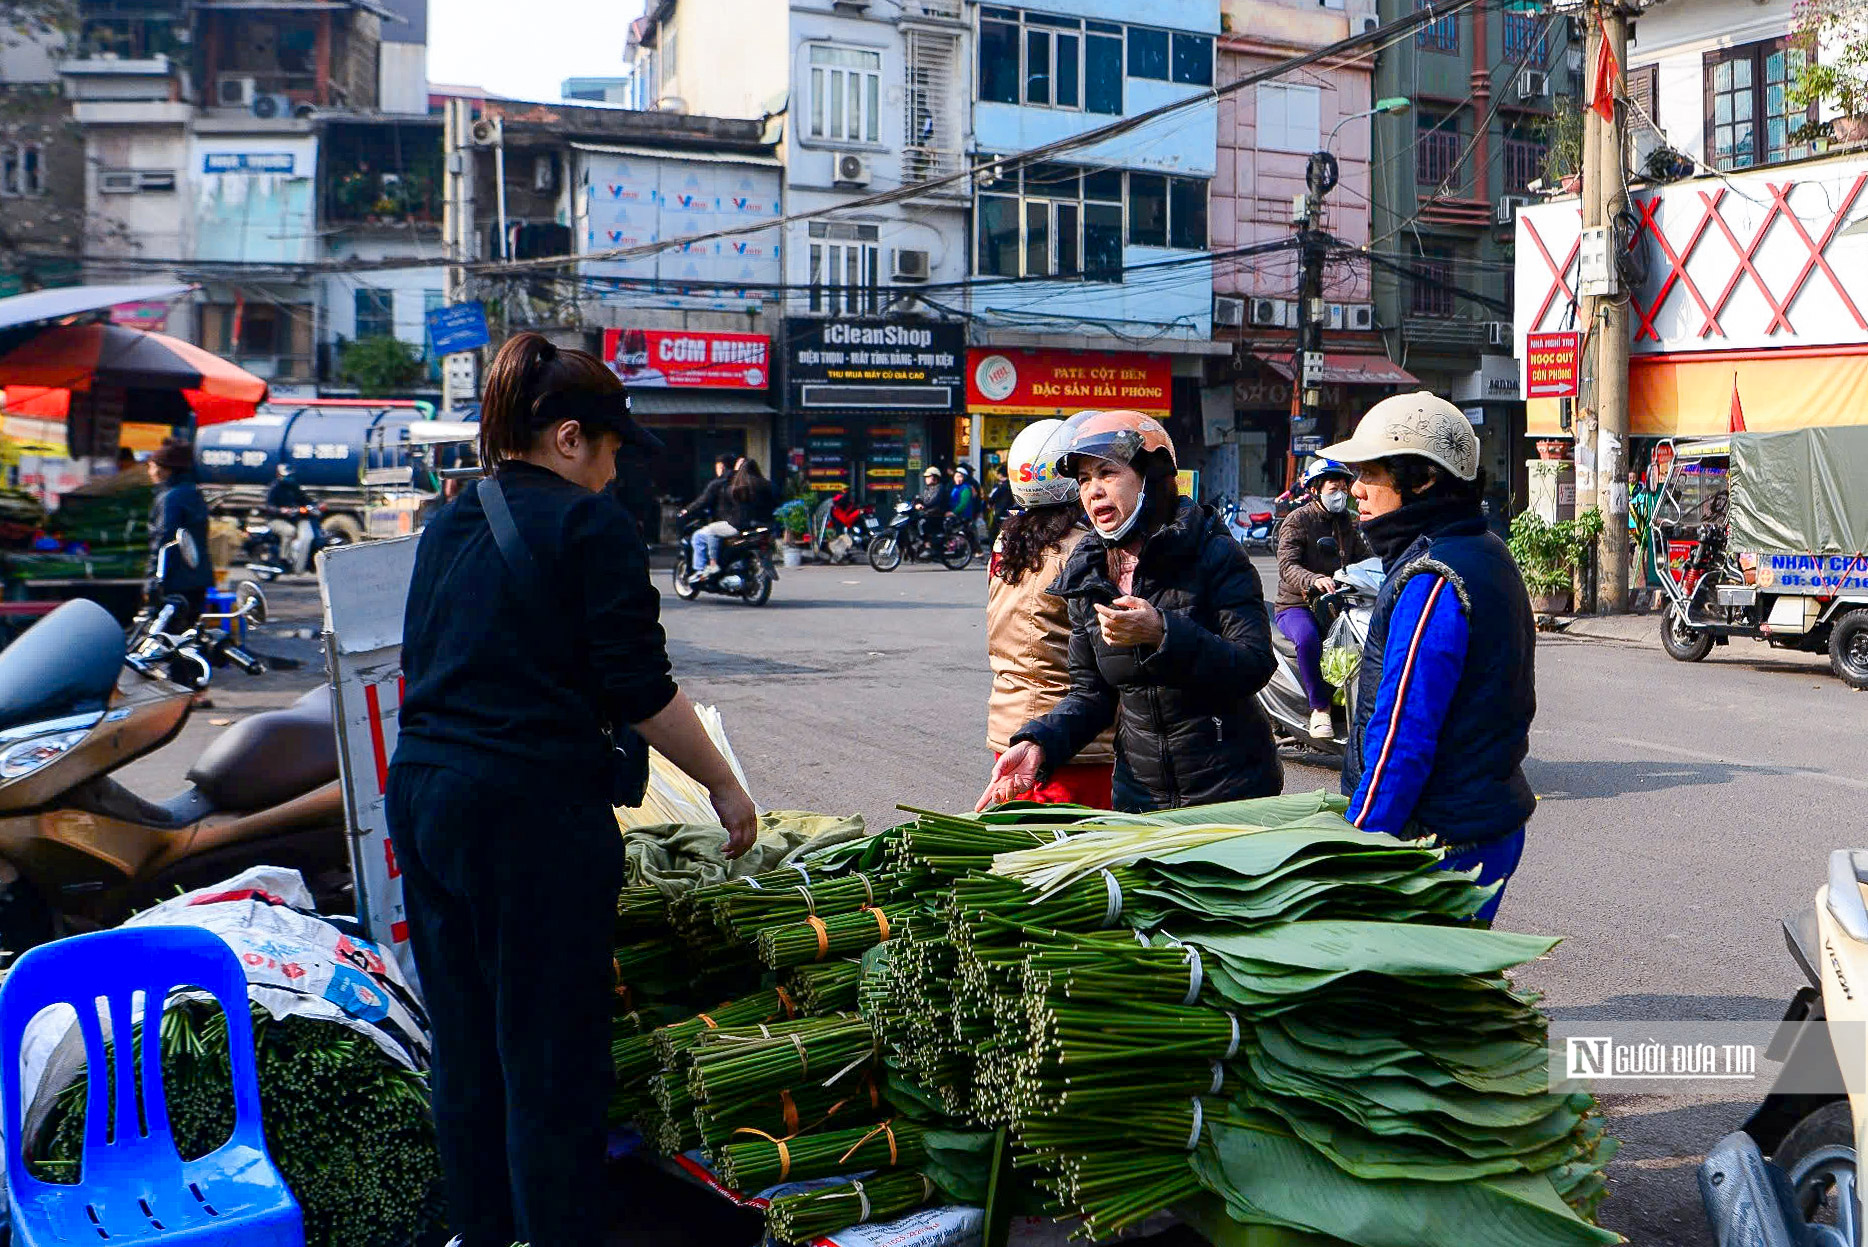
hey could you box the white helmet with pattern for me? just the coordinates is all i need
[1316,390,1479,481]
[1006,418,1077,508]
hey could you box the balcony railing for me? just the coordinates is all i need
[1503,139,1546,193]
[1401,316,1491,348]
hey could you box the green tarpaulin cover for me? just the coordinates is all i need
[1728,426,1868,558]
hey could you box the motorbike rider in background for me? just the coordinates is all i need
[1274,459,1372,740]
[1316,392,1536,923]
[914,465,951,546]
[146,438,213,627]
[264,462,328,567]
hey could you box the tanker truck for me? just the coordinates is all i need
[193,398,443,543]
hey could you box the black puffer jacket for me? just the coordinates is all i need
[1012,500,1282,810]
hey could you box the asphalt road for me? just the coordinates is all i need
[119,559,1868,1246]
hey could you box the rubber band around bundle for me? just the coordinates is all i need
[838,1119,899,1166]
[1186,1097,1204,1151]
[789,1031,810,1076]
[1182,946,1204,1005]
[779,1090,799,1136]
[854,1179,872,1223]
[775,985,798,1018]
[732,1128,792,1180]
[698,1012,719,1029]
[796,884,817,916]
[791,864,812,885]
[1098,869,1123,927]
[1208,1060,1225,1095]
[868,907,891,942]
[746,876,764,890]
[1223,1011,1239,1059]
[855,873,875,906]
[806,915,830,960]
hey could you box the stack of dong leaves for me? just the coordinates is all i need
[609,791,1620,1247]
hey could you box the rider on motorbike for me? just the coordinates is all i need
[1317,392,1537,922]
[1274,459,1372,740]
[264,462,327,566]
[146,439,213,626]
[914,465,950,546]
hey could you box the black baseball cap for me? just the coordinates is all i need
[535,389,663,452]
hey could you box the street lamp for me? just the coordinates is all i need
[1325,95,1412,152]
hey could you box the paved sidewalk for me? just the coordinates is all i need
[1549,611,1659,644]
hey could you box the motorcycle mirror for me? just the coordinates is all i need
[235,580,269,625]
[173,531,200,570]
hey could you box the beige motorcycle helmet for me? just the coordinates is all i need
[1317,390,1479,481]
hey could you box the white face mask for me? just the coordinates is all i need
[1321,488,1350,514]
[1092,483,1147,544]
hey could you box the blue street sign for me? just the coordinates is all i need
[426,301,490,356]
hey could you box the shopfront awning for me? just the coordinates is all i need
[625,389,776,419]
[1254,352,1420,387]
[1525,348,1868,437]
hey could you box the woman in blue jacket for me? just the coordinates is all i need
[1317,392,1537,922]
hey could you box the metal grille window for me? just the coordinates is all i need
[1503,137,1546,192]
[809,45,882,145]
[904,29,961,182]
[1416,113,1461,188]
[1415,0,1458,52]
[353,289,394,339]
[808,222,882,314]
[1409,247,1455,318]
[1501,12,1546,66]
[0,144,44,197]
[1705,39,1814,170]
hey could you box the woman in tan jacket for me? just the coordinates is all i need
[986,418,1116,807]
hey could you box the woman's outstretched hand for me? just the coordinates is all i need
[1095,596,1165,648]
[977,740,1043,811]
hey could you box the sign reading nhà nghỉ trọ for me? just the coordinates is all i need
[1525,332,1580,399]
[602,328,770,390]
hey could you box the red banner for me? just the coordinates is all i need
[1525,331,1580,399]
[602,328,770,390]
[964,348,1171,417]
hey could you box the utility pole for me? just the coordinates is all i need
[441,98,459,415]
[1289,151,1339,484]
[1575,12,1602,613]
[1595,7,1632,612]
[1576,3,1632,611]
[440,98,478,414]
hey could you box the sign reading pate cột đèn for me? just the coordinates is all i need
[425,301,491,357]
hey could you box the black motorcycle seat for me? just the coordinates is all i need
[0,598,124,727]
[186,685,338,812]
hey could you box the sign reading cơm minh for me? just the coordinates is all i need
[602,328,770,390]
[1525,331,1581,400]
[966,348,1172,417]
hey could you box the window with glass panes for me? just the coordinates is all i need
[974,162,1206,281]
[809,45,881,145]
[977,8,1210,115]
[1409,246,1455,317]
[353,288,394,339]
[1415,0,1458,52]
[808,221,881,314]
[1705,39,1814,170]
[1501,12,1546,65]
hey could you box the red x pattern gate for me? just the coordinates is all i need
[1519,172,1868,346]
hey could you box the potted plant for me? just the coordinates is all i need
[1508,507,1605,614]
[1535,437,1570,461]
[1790,0,1868,142]
[773,499,813,568]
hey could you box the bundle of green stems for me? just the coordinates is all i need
[783,960,864,1014]
[684,1015,877,1104]
[717,1119,929,1191]
[757,906,906,969]
[764,1171,938,1243]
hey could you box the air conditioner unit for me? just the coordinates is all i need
[469,116,503,147]
[892,248,930,282]
[1346,303,1375,331]
[216,75,258,108]
[1516,69,1549,100]
[834,153,872,187]
[1496,193,1531,225]
[1214,295,1245,328]
[1249,298,1283,327]
[1487,321,1512,348]
[249,93,294,120]
[1325,302,1347,330]
[533,153,557,193]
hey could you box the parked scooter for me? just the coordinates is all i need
[0,580,347,953]
[1222,498,1278,552]
[672,513,779,606]
[1701,850,1868,1247]
[1256,552,1383,760]
[815,489,881,564]
[869,503,976,572]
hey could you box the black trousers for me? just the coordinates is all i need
[386,762,625,1247]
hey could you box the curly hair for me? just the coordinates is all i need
[994,505,1085,585]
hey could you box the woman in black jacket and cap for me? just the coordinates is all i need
[388,332,757,1247]
[977,410,1280,813]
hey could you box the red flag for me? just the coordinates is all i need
[1729,373,1747,433]
[1591,16,1620,122]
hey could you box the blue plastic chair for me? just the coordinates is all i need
[1,926,305,1247]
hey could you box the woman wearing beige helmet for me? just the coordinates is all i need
[1318,390,1536,922]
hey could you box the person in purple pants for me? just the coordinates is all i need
[1273,460,1371,739]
